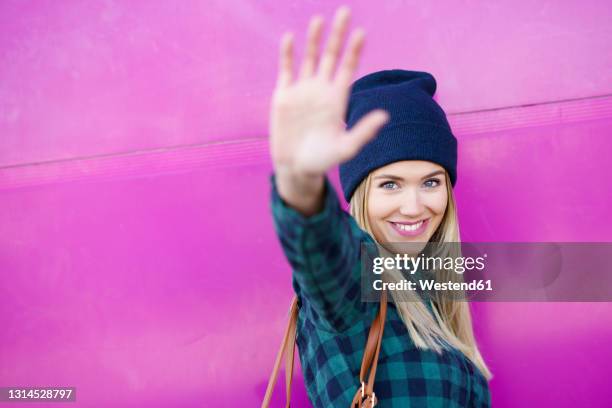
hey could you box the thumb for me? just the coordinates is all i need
[335,109,389,162]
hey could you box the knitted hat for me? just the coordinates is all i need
[339,69,457,202]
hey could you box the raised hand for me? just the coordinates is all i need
[270,6,389,214]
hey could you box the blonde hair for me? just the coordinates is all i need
[349,171,492,380]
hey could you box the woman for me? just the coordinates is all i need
[268,6,492,407]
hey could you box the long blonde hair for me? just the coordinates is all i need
[349,171,492,380]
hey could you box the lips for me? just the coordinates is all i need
[393,219,426,226]
[389,219,429,237]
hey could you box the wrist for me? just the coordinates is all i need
[274,167,325,216]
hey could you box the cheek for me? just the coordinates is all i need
[367,192,396,221]
[424,191,448,216]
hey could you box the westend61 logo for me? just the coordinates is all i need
[372,253,487,275]
[369,252,492,294]
[361,242,612,302]
[360,242,496,300]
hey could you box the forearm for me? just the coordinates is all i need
[274,166,325,217]
[270,174,367,332]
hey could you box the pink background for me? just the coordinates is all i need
[1,1,611,406]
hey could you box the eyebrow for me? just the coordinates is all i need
[373,170,445,181]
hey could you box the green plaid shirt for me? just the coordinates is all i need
[270,175,491,407]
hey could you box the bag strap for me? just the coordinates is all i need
[262,296,299,408]
[351,289,387,407]
[262,290,388,408]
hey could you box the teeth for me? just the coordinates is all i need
[396,221,423,231]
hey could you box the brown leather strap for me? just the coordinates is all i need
[285,300,298,406]
[365,290,387,392]
[262,296,299,408]
[352,290,388,407]
[262,291,388,408]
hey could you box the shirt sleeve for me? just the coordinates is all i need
[269,173,372,333]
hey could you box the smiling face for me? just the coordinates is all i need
[366,160,449,245]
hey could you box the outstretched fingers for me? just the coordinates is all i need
[318,6,351,80]
[334,28,365,90]
[276,32,294,88]
[299,16,324,79]
[335,110,389,162]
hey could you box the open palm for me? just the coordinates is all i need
[269,6,389,176]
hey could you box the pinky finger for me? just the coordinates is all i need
[277,32,294,88]
[336,109,389,162]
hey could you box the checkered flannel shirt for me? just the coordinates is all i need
[270,174,491,407]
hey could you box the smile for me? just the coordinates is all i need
[389,219,429,236]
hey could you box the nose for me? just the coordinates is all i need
[398,189,424,217]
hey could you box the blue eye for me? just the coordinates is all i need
[379,181,398,190]
[424,178,441,188]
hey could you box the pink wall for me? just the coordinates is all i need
[1,1,611,406]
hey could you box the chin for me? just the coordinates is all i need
[382,240,428,256]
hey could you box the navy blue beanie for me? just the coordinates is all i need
[339,69,457,202]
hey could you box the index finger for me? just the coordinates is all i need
[334,28,365,90]
[276,32,294,88]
